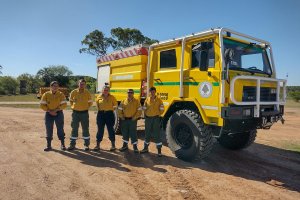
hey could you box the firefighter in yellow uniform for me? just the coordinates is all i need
[40,81,67,151]
[94,85,118,151]
[68,79,93,151]
[118,89,142,153]
[141,87,164,156]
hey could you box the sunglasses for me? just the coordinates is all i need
[127,92,134,94]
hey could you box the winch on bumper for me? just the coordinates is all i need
[221,105,284,133]
[222,75,287,133]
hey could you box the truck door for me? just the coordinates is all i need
[187,39,221,121]
[151,45,181,103]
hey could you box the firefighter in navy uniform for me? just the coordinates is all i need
[94,86,118,151]
[67,79,93,151]
[40,81,67,151]
[140,87,165,156]
[118,89,142,153]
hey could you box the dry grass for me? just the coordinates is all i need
[0,94,39,102]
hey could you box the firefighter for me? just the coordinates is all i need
[94,85,118,151]
[118,89,142,153]
[67,79,93,151]
[140,87,164,156]
[40,81,67,151]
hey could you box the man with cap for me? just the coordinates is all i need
[140,87,165,156]
[40,81,67,151]
[118,89,142,153]
[67,79,93,151]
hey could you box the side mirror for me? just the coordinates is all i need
[224,48,234,64]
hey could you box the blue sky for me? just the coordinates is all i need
[0,0,299,85]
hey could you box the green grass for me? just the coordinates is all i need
[0,93,98,102]
[0,94,39,102]
[285,99,300,108]
[0,94,298,109]
[0,104,40,109]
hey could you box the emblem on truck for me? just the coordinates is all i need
[199,82,212,98]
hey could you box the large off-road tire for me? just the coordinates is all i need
[218,129,257,150]
[113,109,121,135]
[166,110,213,161]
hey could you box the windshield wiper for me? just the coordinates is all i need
[229,66,255,74]
[247,66,270,76]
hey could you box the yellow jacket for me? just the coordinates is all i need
[143,96,164,117]
[40,91,67,111]
[95,94,117,111]
[69,88,93,111]
[118,97,142,120]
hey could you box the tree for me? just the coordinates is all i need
[68,75,96,93]
[84,76,96,93]
[17,73,43,93]
[79,27,158,56]
[0,65,2,75]
[109,27,158,50]
[289,91,300,102]
[79,30,110,56]
[0,76,19,94]
[36,65,73,86]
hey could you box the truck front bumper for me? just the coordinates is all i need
[221,105,284,132]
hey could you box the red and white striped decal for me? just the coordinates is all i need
[97,47,148,64]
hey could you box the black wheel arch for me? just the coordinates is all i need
[162,101,199,130]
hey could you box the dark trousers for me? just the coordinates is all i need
[45,111,65,141]
[96,111,115,142]
[70,110,90,146]
[120,119,138,144]
[145,116,161,146]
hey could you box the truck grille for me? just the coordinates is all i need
[242,86,276,102]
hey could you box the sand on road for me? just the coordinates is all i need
[0,107,299,200]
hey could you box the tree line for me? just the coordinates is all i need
[287,86,300,102]
[0,65,96,95]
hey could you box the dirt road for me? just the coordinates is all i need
[0,107,299,200]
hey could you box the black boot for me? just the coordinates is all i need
[110,141,116,151]
[133,144,139,153]
[93,141,100,151]
[60,139,66,151]
[140,143,149,153]
[67,141,76,151]
[157,146,162,157]
[84,140,90,151]
[44,139,52,151]
[119,142,128,152]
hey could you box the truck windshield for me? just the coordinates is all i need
[223,38,272,75]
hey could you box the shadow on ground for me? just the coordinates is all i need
[54,123,300,193]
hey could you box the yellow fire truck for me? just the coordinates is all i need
[37,87,69,100]
[96,28,286,161]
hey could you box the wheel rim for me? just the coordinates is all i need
[173,123,194,149]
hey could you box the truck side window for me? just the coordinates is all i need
[191,42,215,68]
[160,49,177,69]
